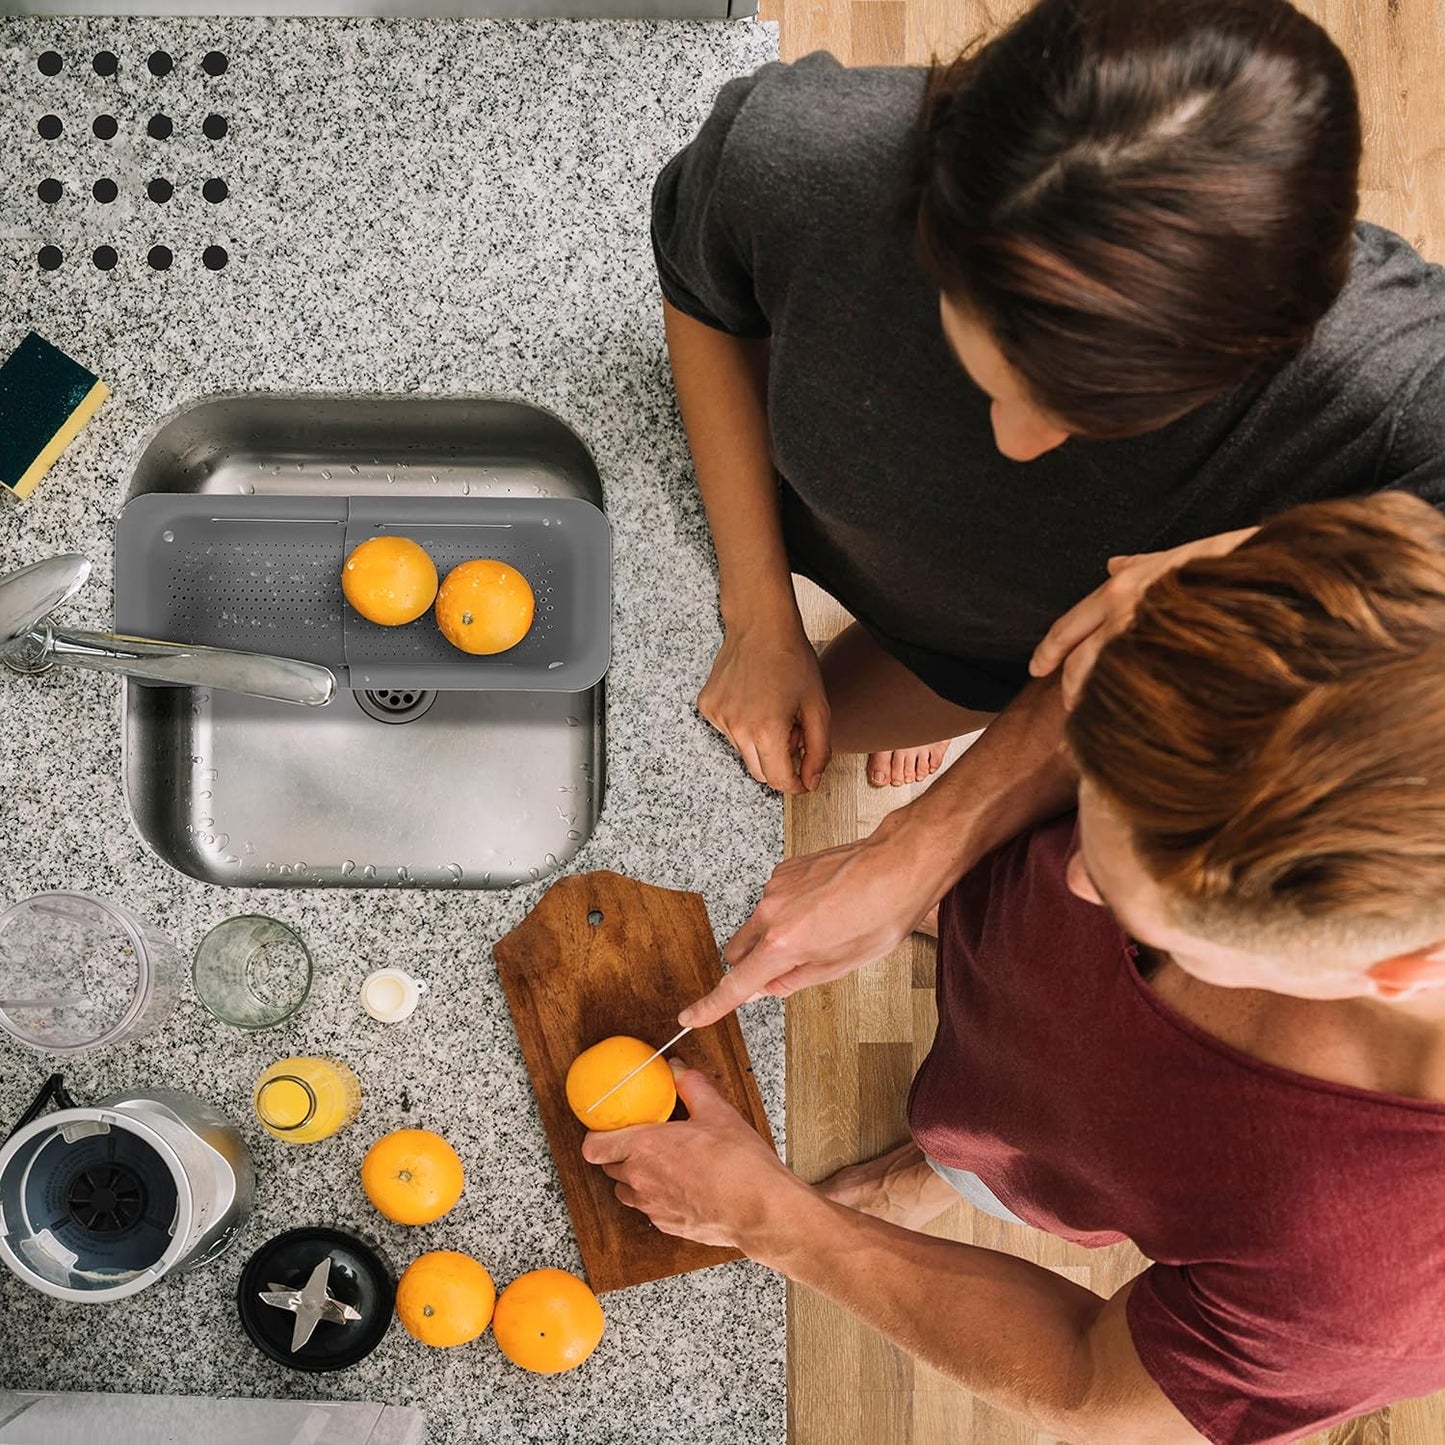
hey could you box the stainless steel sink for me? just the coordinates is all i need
[121,394,605,889]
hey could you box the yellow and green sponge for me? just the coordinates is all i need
[0,331,110,501]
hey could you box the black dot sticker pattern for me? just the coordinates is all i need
[38,52,63,76]
[93,114,118,140]
[147,178,174,203]
[202,51,228,76]
[202,177,228,203]
[38,115,62,140]
[38,246,63,271]
[93,245,118,271]
[203,114,227,140]
[93,52,119,77]
[93,177,119,203]
[37,178,62,204]
[148,245,173,270]
[148,114,173,140]
[203,245,229,270]
[147,51,173,77]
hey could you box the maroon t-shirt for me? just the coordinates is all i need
[907,815,1445,1445]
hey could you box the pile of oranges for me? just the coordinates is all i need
[319,1036,686,1372]
[342,535,535,655]
[360,1126,605,1372]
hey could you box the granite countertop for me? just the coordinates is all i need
[0,17,784,1442]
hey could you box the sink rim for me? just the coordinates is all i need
[118,388,608,890]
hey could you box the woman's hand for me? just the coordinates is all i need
[698,617,832,794]
[1029,526,1259,708]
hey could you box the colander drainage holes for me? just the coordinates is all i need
[357,688,437,724]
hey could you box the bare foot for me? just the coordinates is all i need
[815,1140,960,1230]
[914,904,939,939]
[868,740,951,788]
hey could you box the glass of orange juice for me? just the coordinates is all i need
[254,1056,361,1143]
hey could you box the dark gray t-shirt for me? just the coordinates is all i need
[652,52,1445,708]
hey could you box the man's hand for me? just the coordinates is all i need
[679,812,950,1029]
[1029,526,1259,707]
[698,619,832,795]
[581,1066,803,1249]
[680,679,1079,1030]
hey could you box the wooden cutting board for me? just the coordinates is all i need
[493,870,775,1293]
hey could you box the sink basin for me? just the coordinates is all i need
[121,394,606,889]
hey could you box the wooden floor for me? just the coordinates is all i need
[756,2,1445,1443]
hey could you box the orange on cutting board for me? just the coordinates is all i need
[492,1268,604,1374]
[565,1035,677,1132]
[435,559,535,655]
[342,536,438,626]
[361,1128,465,1225]
[395,1250,495,1348]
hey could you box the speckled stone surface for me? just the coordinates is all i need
[0,17,783,1442]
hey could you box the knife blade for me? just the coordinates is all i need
[585,1025,692,1115]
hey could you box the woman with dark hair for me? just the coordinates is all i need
[655,0,1445,1018]
[590,492,1445,1443]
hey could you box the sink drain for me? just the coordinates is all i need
[356,688,437,724]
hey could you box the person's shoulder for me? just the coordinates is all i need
[714,53,927,208]
[1306,222,1445,373]
[1350,220,1445,292]
[1259,223,1445,444]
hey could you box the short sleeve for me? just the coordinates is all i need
[650,67,778,339]
[1383,355,1445,506]
[1126,1262,1425,1445]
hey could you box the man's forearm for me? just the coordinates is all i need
[874,676,1079,900]
[749,1181,1103,1437]
[746,1180,1196,1445]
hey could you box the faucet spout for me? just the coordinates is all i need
[0,555,336,707]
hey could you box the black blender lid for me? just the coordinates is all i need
[237,1226,394,1372]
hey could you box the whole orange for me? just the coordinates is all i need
[342,536,438,626]
[492,1268,604,1374]
[361,1128,465,1225]
[435,559,535,655]
[396,1250,495,1348]
[565,1035,677,1132]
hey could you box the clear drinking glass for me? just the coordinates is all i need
[192,915,312,1029]
[0,892,185,1054]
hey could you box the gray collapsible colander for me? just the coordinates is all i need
[113,494,611,692]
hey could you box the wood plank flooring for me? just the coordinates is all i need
[754,2,1445,1441]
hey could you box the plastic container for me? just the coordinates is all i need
[254,1057,362,1143]
[194,915,312,1029]
[0,892,185,1054]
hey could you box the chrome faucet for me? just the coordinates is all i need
[0,555,336,707]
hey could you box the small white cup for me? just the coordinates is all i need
[360,967,425,1023]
